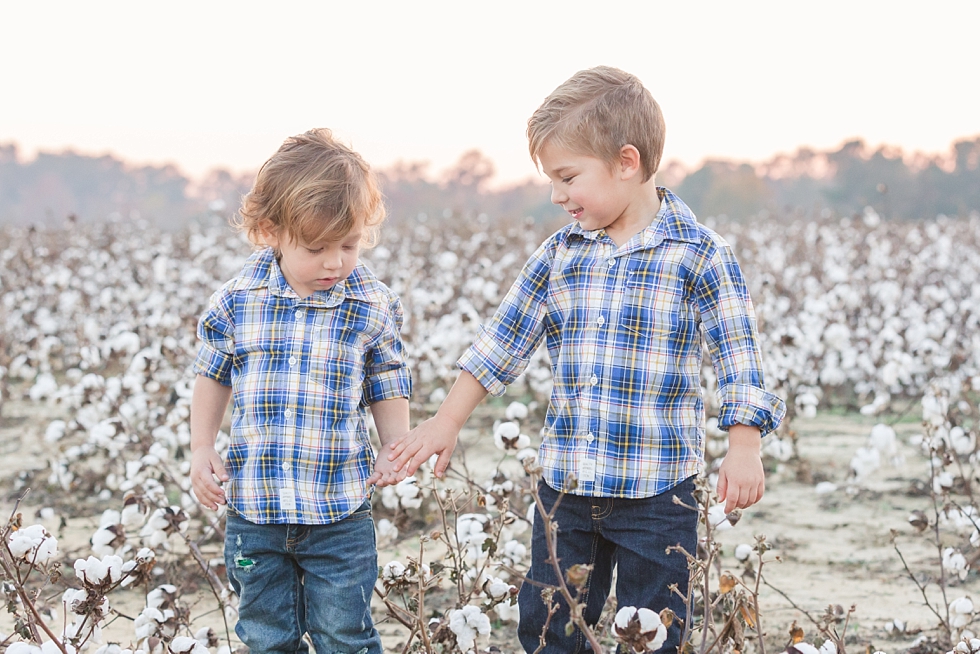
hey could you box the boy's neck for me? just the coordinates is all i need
[605,180,661,247]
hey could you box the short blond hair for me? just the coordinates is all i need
[237,128,385,248]
[527,66,665,182]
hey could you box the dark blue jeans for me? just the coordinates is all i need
[517,477,697,654]
[224,503,381,654]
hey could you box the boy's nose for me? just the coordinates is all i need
[323,251,343,269]
[550,185,566,205]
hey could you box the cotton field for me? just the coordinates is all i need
[2,208,980,654]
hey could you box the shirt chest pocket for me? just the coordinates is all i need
[309,333,364,394]
[620,271,690,342]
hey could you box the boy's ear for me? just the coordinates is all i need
[619,145,642,180]
[258,220,280,248]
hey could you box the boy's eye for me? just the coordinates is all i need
[306,248,324,254]
[342,245,357,251]
[561,176,574,184]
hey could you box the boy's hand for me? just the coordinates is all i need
[367,442,409,488]
[388,414,460,478]
[191,447,229,511]
[716,424,765,513]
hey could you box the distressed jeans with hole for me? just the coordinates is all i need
[517,477,698,654]
[224,502,381,654]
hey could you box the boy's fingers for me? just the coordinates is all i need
[393,443,425,471]
[434,451,452,478]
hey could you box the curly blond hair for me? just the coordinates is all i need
[236,128,385,248]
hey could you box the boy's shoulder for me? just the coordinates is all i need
[214,248,276,295]
[344,262,400,306]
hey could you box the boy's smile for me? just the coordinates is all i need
[538,141,660,246]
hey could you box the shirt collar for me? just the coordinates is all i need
[231,248,387,306]
[566,187,701,248]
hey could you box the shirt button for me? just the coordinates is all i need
[282,462,291,471]
[590,375,598,386]
[288,356,297,366]
[295,310,305,320]
[597,316,605,326]
[608,259,616,267]
[586,433,595,443]
[284,409,293,418]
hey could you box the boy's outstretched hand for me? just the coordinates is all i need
[368,442,409,488]
[715,424,765,513]
[388,414,461,478]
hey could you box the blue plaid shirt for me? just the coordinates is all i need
[194,248,413,524]
[459,188,785,498]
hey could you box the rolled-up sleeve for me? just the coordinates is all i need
[362,295,413,405]
[193,291,235,386]
[696,240,786,435]
[458,241,552,397]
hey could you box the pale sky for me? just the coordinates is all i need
[3,1,979,187]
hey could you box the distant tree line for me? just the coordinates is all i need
[674,137,980,220]
[1,136,978,228]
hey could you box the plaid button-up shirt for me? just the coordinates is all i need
[194,248,412,524]
[459,188,785,498]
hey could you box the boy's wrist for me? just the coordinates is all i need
[434,409,466,434]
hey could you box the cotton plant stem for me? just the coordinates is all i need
[927,454,952,636]
[699,506,714,654]
[753,555,767,654]
[416,538,433,654]
[890,536,948,629]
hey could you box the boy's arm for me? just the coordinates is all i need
[716,424,764,513]
[365,397,410,487]
[388,370,489,478]
[190,375,232,511]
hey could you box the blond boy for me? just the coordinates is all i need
[387,67,785,652]
[191,129,411,654]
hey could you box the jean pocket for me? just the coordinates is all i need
[347,500,373,521]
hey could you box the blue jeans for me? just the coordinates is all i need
[224,503,381,654]
[517,477,698,654]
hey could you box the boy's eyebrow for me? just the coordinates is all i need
[546,164,574,178]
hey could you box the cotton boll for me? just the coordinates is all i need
[734,543,754,561]
[376,518,399,544]
[612,606,668,652]
[763,437,792,462]
[948,426,976,456]
[44,420,67,443]
[505,401,529,421]
[951,597,974,629]
[707,504,736,531]
[869,424,897,457]
[944,547,970,581]
[495,600,519,623]
[9,524,59,564]
[849,446,880,481]
[448,605,491,652]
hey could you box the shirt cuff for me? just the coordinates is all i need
[192,344,233,386]
[717,384,786,436]
[363,367,413,405]
[457,330,527,398]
